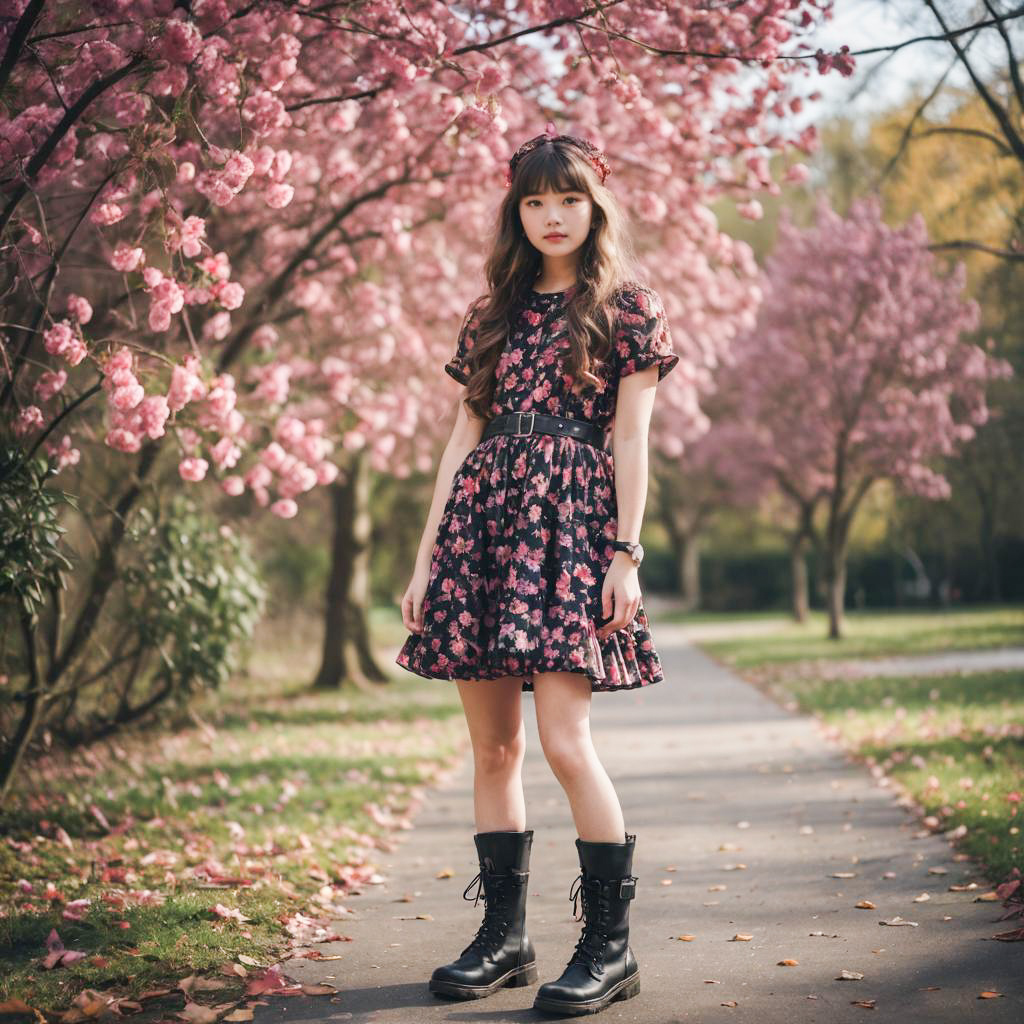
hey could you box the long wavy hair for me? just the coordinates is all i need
[459,137,644,420]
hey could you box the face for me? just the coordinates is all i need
[518,187,593,255]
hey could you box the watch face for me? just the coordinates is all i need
[633,543,644,562]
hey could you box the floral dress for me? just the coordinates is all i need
[395,280,679,693]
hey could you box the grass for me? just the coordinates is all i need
[698,605,1024,668]
[0,613,468,1016]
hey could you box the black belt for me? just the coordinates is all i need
[482,411,607,451]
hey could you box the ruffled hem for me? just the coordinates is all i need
[395,606,665,693]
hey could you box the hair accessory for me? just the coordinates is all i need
[504,122,611,189]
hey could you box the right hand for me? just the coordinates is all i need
[400,567,431,634]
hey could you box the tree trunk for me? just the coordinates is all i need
[313,450,388,690]
[0,611,45,806]
[678,532,701,612]
[790,532,809,623]
[824,536,848,640]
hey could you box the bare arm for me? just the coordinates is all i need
[411,394,487,577]
[598,365,659,639]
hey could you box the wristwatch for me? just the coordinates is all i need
[611,540,644,566]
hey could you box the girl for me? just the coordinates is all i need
[396,122,679,1016]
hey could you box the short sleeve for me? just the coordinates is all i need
[614,284,679,382]
[444,296,486,385]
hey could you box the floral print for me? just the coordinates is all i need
[395,281,679,692]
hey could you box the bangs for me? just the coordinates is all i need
[515,145,592,198]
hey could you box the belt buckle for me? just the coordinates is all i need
[514,411,536,436]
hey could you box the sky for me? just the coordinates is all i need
[801,0,1022,125]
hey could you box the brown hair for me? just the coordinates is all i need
[458,138,644,420]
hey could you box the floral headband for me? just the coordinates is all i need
[504,121,612,189]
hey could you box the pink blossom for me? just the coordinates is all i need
[46,434,81,471]
[44,321,73,357]
[264,183,294,208]
[245,463,272,489]
[110,243,144,272]
[203,311,232,341]
[274,415,305,445]
[222,475,245,496]
[90,202,126,225]
[138,395,170,439]
[167,356,206,412]
[155,17,203,64]
[66,294,93,323]
[178,457,209,482]
[14,405,44,436]
[112,382,145,410]
[35,369,68,401]
[211,435,241,469]
[315,461,339,485]
[216,281,245,310]
[270,498,298,518]
[65,339,88,366]
[106,427,141,453]
[260,442,287,471]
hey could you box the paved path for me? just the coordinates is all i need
[813,647,1024,679]
[255,637,1023,1023]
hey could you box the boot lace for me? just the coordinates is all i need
[460,859,518,956]
[567,872,610,974]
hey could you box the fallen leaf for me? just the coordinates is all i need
[837,970,864,980]
[878,916,918,927]
[948,882,978,892]
[978,991,1003,999]
[718,843,741,851]
[912,892,930,903]
[729,934,753,942]
[855,900,875,909]
[0,1000,38,1017]
[777,959,799,966]
[831,872,857,878]
[299,985,337,996]
[178,1002,220,1024]
[676,934,696,941]
[721,1000,738,1007]
[722,863,747,871]
[992,928,1024,942]
[222,1012,254,1022]
[436,868,454,879]
[926,866,948,875]
[975,891,1000,902]
[809,931,839,938]
[850,999,876,1008]
[660,879,673,886]
[708,884,727,892]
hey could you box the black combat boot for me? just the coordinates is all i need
[533,832,640,1016]
[428,829,538,999]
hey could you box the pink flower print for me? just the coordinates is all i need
[514,630,533,652]
[523,310,541,326]
[573,563,597,586]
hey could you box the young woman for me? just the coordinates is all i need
[396,122,679,1016]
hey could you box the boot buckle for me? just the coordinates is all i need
[619,876,636,900]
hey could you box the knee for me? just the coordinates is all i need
[472,728,526,775]
[538,731,591,782]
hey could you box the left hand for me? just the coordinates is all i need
[596,551,641,641]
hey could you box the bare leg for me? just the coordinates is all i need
[532,671,625,842]
[456,676,528,832]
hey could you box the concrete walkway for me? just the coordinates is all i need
[255,637,1023,1023]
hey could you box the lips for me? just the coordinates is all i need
[544,233,567,240]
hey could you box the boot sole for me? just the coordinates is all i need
[533,970,640,1015]
[429,961,539,1000]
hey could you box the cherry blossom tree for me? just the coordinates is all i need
[0,0,861,733]
[732,193,1012,639]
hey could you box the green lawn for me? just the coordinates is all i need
[0,615,467,1016]
[699,605,1024,668]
